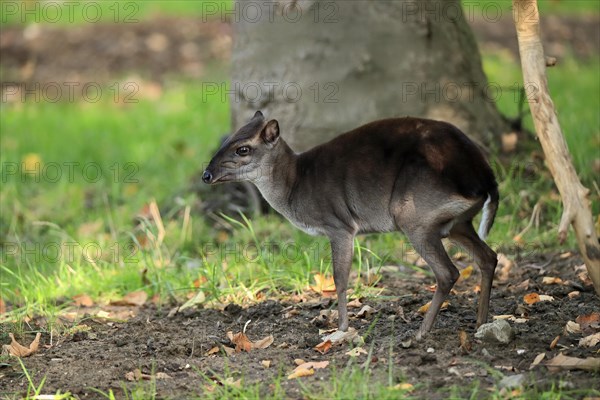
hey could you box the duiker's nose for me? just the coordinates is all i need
[202,170,213,184]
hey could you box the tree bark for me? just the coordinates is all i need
[512,0,600,295]
[231,0,508,151]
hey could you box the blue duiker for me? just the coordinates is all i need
[203,111,498,339]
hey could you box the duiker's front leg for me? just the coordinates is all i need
[329,234,354,331]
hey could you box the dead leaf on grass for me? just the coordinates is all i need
[346,347,368,357]
[418,300,449,314]
[178,291,206,312]
[3,333,41,357]
[391,383,414,391]
[73,294,94,307]
[546,353,600,372]
[111,290,148,306]
[310,273,336,297]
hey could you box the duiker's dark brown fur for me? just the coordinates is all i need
[204,112,499,338]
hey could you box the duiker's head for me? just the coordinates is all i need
[202,111,280,184]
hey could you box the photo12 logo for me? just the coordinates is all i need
[1,160,139,184]
[1,1,140,24]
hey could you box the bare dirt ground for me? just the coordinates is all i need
[1,252,599,399]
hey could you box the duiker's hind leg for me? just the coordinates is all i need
[449,222,497,326]
[405,228,460,340]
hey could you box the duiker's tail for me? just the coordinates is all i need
[478,185,499,240]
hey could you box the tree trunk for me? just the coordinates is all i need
[512,0,600,295]
[231,0,508,151]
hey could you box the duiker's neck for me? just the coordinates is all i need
[253,140,298,215]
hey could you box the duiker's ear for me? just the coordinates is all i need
[261,120,279,145]
[253,110,264,120]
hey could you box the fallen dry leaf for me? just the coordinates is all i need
[193,276,207,288]
[392,382,414,391]
[418,300,449,314]
[310,273,336,297]
[0,297,6,314]
[579,332,600,348]
[496,253,514,282]
[314,340,332,354]
[356,305,376,319]
[501,131,518,153]
[546,353,600,372]
[289,360,330,378]
[226,331,274,352]
[523,293,553,304]
[261,360,271,368]
[346,347,368,357]
[549,335,560,350]
[3,333,41,357]
[459,330,472,353]
[227,331,252,352]
[73,294,94,307]
[565,321,581,335]
[576,312,600,335]
[458,265,474,281]
[567,291,580,299]
[223,377,242,387]
[177,290,206,312]
[529,352,546,369]
[321,327,360,345]
[294,358,306,366]
[252,335,274,349]
[111,290,148,306]
[542,276,563,285]
[205,346,220,356]
[288,368,314,379]
[312,309,338,327]
[347,298,363,309]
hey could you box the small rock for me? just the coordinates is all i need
[475,320,515,344]
[499,373,526,389]
[481,348,493,359]
[426,347,435,353]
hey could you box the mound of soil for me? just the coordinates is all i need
[1,253,598,398]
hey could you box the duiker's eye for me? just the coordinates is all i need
[236,146,251,156]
